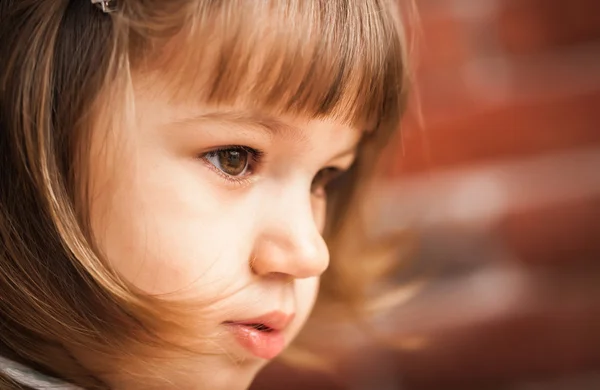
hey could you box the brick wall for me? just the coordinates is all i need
[389,0,600,176]
[376,2,600,387]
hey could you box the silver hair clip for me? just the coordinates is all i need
[91,0,116,13]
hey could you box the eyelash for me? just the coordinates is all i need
[200,146,264,186]
[200,145,348,192]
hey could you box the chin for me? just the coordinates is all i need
[191,359,266,390]
[94,349,270,390]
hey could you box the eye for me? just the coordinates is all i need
[202,146,263,180]
[311,167,344,198]
[206,148,249,176]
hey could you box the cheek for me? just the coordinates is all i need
[88,134,252,299]
[290,277,320,336]
[311,196,327,233]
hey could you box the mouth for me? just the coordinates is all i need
[225,323,275,332]
[223,312,295,359]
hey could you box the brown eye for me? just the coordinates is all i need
[311,167,342,197]
[205,147,250,176]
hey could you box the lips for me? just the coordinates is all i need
[224,312,295,359]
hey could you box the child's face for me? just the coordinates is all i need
[87,76,361,387]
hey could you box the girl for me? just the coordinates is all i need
[0,0,408,389]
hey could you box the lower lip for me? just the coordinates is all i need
[225,323,286,359]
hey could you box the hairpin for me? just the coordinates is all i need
[91,0,116,13]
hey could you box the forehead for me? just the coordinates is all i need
[131,77,364,148]
[129,0,406,134]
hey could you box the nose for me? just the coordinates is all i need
[250,187,329,279]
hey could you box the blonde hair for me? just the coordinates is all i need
[0,0,408,388]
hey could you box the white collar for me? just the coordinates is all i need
[0,355,80,389]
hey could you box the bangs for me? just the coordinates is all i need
[130,0,407,130]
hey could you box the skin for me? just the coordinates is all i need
[86,75,362,390]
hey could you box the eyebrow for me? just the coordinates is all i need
[171,109,362,161]
[331,145,359,162]
[172,110,307,142]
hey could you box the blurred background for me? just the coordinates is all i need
[252,0,600,388]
